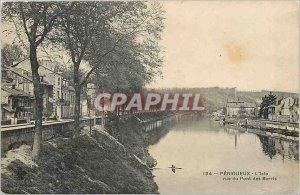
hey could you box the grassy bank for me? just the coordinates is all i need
[1,118,160,194]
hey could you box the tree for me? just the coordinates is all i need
[259,92,277,119]
[2,2,73,160]
[85,2,164,119]
[85,2,165,89]
[90,36,161,92]
[50,2,119,137]
[54,2,165,136]
[1,43,26,67]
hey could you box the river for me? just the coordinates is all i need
[148,116,299,194]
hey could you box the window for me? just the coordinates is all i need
[25,83,29,91]
[58,77,60,86]
[2,70,7,78]
[2,111,5,120]
[57,91,60,99]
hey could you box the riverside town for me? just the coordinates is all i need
[1,1,299,194]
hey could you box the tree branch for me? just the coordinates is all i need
[19,3,33,45]
[80,22,149,87]
[11,57,29,67]
[36,2,75,46]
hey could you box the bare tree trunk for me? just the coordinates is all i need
[73,64,81,137]
[30,45,44,160]
[73,87,81,137]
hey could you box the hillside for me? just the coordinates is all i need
[150,87,298,112]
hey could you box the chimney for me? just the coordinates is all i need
[233,87,237,101]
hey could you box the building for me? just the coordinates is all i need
[268,97,299,123]
[1,85,34,125]
[1,60,76,125]
[82,83,97,117]
[39,60,75,119]
[17,60,76,119]
[225,100,257,118]
[61,79,75,118]
[1,65,55,124]
[12,67,54,120]
[1,66,35,125]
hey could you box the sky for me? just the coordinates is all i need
[149,1,299,93]
[2,1,298,93]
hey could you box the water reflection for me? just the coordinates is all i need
[146,114,204,146]
[146,120,175,146]
[223,126,299,162]
[257,135,299,162]
[149,116,299,194]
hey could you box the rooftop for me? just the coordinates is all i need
[1,86,34,99]
[226,101,256,108]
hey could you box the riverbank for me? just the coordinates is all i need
[105,111,176,167]
[1,114,170,193]
[214,117,299,140]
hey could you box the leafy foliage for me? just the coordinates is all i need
[85,2,165,92]
[259,93,277,119]
[1,43,26,67]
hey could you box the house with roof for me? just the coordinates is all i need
[225,100,258,118]
[2,64,56,123]
[1,85,34,125]
[268,97,299,123]
[1,66,35,125]
[38,61,75,119]
[1,58,77,125]
[17,60,76,119]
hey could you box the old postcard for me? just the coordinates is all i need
[1,1,299,194]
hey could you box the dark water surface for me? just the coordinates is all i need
[148,116,299,193]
